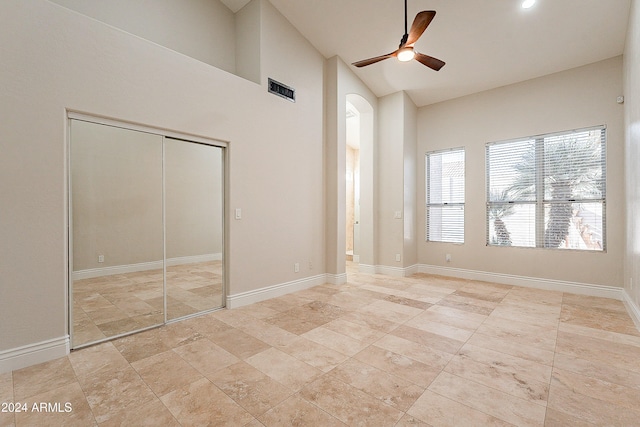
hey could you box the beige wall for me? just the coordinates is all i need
[51,0,237,74]
[624,0,640,309]
[376,91,418,270]
[377,93,404,267]
[235,0,261,84]
[378,92,417,268]
[71,120,164,270]
[71,121,223,272]
[0,0,324,353]
[402,92,418,268]
[417,56,625,288]
[165,139,223,260]
[325,57,379,275]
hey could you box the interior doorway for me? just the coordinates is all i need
[346,101,361,263]
[345,94,374,273]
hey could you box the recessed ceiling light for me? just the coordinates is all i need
[522,0,536,8]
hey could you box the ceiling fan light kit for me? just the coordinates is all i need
[352,0,445,71]
[397,47,415,62]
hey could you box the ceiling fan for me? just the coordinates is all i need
[352,0,445,71]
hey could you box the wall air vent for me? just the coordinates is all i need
[268,78,295,103]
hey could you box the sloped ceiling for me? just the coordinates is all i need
[224,0,631,107]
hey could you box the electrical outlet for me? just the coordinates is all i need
[294,263,300,273]
[98,255,104,263]
[445,254,451,262]
[308,261,313,270]
[395,254,401,262]
[631,277,634,290]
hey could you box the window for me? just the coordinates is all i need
[486,126,606,250]
[426,148,465,243]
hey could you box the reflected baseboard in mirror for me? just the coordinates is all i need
[71,260,223,348]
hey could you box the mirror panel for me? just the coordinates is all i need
[70,120,164,348]
[165,138,224,319]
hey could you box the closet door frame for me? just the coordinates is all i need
[67,111,228,349]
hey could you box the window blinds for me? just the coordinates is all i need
[426,148,465,243]
[486,126,606,250]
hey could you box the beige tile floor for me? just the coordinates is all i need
[72,261,224,347]
[3,264,640,426]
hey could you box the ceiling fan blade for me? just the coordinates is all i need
[405,11,436,46]
[352,51,397,68]
[415,52,445,71]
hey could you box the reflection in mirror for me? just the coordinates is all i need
[165,138,224,319]
[70,120,164,348]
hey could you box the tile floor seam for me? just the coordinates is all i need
[417,387,515,427]
[295,389,344,424]
[543,293,565,427]
[298,393,349,426]
[435,286,556,426]
[127,354,185,426]
[213,375,294,421]
[70,378,100,427]
[446,365,548,411]
[7,264,640,426]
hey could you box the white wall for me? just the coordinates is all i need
[624,0,640,315]
[417,56,625,288]
[0,0,325,367]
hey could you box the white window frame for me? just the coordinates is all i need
[426,147,465,243]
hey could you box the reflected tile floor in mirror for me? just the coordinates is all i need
[4,262,640,426]
[72,261,223,347]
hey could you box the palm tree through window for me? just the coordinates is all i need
[486,126,606,251]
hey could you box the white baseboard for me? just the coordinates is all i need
[227,274,331,308]
[0,336,70,374]
[325,273,347,285]
[358,264,377,275]
[374,265,409,277]
[377,264,420,277]
[72,253,222,280]
[358,264,419,277]
[417,264,624,300]
[166,253,222,266]
[623,291,640,330]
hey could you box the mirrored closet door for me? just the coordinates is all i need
[69,118,225,349]
[165,138,224,320]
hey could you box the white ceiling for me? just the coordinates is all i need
[223,0,631,107]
